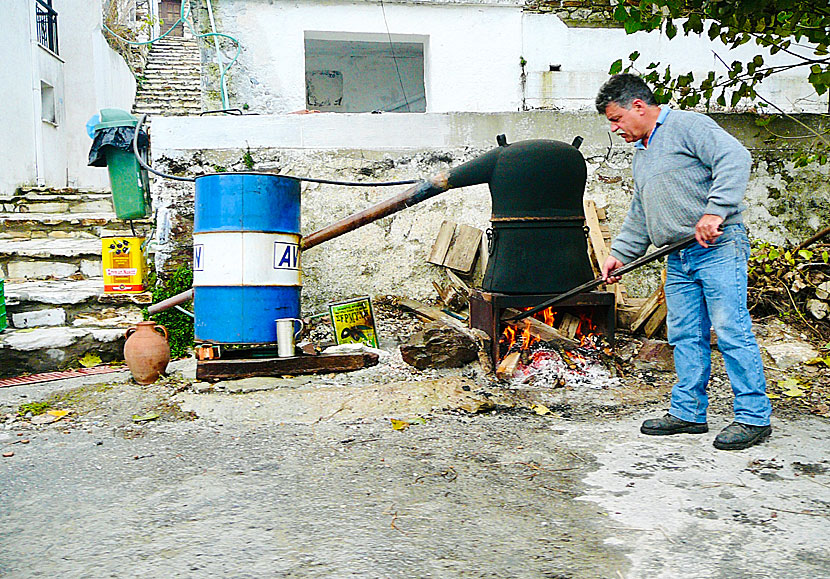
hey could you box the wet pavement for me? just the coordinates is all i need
[1,351,829,578]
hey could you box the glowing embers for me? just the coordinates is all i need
[498,306,618,388]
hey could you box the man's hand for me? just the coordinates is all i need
[601,255,624,284]
[695,214,724,248]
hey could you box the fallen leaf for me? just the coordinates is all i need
[783,387,806,398]
[47,410,69,419]
[777,377,801,389]
[531,404,552,415]
[767,393,781,400]
[805,356,830,367]
[390,419,410,431]
[78,353,102,368]
[131,412,160,423]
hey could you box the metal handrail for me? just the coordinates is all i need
[35,0,59,55]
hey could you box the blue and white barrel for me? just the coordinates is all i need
[192,173,301,344]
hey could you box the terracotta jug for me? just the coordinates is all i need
[124,321,170,384]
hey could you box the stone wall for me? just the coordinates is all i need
[149,111,830,313]
[523,0,620,28]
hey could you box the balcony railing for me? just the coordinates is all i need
[36,0,59,55]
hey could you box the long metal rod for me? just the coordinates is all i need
[503,234,698,323]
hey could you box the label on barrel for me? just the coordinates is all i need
[192,232,302,286]
[273,242,299,270]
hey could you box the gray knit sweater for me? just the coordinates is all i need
[609,109,751,263]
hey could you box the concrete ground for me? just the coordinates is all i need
[1,348,829,579]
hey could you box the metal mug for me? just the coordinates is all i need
[275,318,304,358]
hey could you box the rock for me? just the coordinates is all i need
[816,281,830,300]
[763,342,819,370]
[633,339,675,372]
[11,308,67,328]
[30,414,57,425]
[806,299,828,320]
[400,322,478,370]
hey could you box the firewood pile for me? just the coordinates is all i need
[747,241,830,342]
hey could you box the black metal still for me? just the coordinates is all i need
[445,139,594,293]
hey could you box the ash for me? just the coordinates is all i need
[508,346,622,391]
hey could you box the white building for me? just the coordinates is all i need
[0,0,136,194]
[202,0,827,115]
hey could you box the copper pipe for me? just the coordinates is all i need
[301,176,448,250]
[147,289,193,315]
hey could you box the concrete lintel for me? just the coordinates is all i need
[150,111,609,153]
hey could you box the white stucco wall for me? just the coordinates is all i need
[212,0,523,113]
[0,2,39,193]
[59,0,136,190]
[36,48,68,187]
[0,0,135,194]
[208,0,827,115]
[521,14,827,113]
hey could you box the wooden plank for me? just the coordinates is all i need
[427,220,455,265]
[444,224,483,273]
[558,313,581,339]
[196,352,379,382]
[398,297,474,339]
[478,232,489,274]
[644,301,668,338]
[585,199,626,307]
[584,200,609,269]
[595,206,607,220]
[496,350,521,381]
[501,308,579,350]
[616,298,647,329]
[446,269,472,296]
[629,285,664,333]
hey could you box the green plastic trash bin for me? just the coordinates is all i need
[95,108,150,220]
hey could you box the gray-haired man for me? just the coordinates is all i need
[595,73,772,450]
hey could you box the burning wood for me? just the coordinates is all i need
[496,306,617,388]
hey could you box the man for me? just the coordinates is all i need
[595,73,772,451]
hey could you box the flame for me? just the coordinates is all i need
[499,306,602,358]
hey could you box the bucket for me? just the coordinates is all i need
[192,173,301,344]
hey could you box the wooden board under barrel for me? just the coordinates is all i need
[196,352,380,382]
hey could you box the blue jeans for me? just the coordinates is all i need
[664,224,771,426]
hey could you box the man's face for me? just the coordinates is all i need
[604,101,649,143]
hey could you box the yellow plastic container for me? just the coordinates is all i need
[102,237,145,293]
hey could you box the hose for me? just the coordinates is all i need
[103,1,240,109]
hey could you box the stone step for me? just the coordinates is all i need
[143,66,200,75]
[0,326,128,379]
[0,212,151,237]
[4,278,151,308]
[135,91,201,101]
[0,191,113,214]
[0,237,102,280]
[139,79,200,88]
[4,278,151,328]
[134,94,201,104]
[132,107,201,116]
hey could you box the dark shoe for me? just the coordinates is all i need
[713,422,771,450]
[641,413,709,436]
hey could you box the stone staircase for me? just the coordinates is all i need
[133,36,202,116]
[0,187,152,378]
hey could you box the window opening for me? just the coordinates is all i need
[305,36,426,113]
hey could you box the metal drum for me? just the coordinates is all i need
[193,173,301,344]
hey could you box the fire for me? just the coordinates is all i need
[497,306,617,388]
[500,307,601,353]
